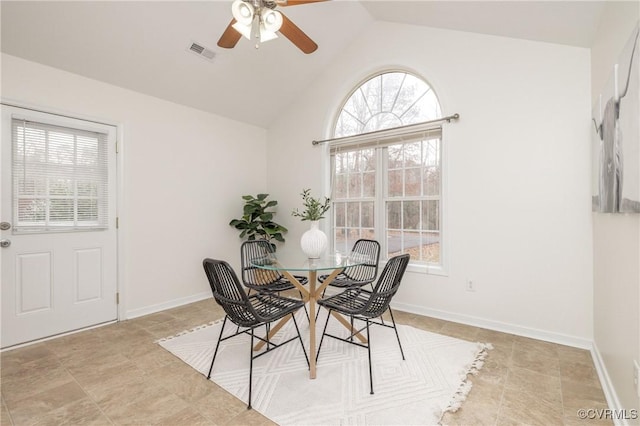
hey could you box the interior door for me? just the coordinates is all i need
[1,105,118,348]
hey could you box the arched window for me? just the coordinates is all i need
[330,71,444,268]
[334,72,441,137]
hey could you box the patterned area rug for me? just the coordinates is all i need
[157,308,491,425]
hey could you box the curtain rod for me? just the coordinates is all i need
[312,113,460,146]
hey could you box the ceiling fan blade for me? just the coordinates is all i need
[277,0,328,6]
[217,18,242,49]
[279,14,318,54]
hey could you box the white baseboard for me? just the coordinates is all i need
[127,296,593,349]
[591,341,629,426]
[391,301,593,349]
[125,291,211,320]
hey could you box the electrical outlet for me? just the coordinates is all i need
[634,360,640,398]
[466,279,475,292]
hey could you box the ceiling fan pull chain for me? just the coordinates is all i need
[252,14,261,49]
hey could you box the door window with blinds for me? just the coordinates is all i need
[12,118,109,232]
[330,71,444,268]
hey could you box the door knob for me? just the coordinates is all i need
[0,222,10,231]
[0,239,11,248]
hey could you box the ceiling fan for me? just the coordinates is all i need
[217,0,326,54]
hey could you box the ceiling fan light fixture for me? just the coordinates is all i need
[218,0,322,53]
[262,9,283,32]
[232,20,253,40]
[259,25,279,42]
[231,0,254,25]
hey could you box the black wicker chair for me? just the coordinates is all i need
[316,254,410,395]
[242,239,308,293]
[241,240,309,319]
[318,239,380,291]
[202,258,309,409]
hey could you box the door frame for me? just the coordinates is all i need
[0,98,126,333]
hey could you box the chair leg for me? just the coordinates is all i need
[207,316,228,379]
[315,309,332,363]
[265,323,271,350]
[248,328,254,410]
[291,313,310,368]
[366,318,373,395]
[388,308,405,360]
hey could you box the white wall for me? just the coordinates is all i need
[590,2,640,417]
[267,21,594,346]
[1,54,268,318]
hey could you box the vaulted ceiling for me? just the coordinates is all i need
[1,1,606,128]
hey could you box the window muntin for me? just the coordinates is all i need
[331,71,443,267]
[335,72,441,138]
[12,119,109,232]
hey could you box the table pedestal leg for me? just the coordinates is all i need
[252,266,365,380]
[308,270,317,379]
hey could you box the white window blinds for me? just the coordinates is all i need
[12,118,109,232]
[329,124,442,154]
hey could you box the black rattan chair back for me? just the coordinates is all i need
[363,253,410,318]
[203,258,258,328]
[342,239,381,282]
[241,240,285,291]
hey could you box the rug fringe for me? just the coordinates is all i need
[154,319,222,343]
[438,342,493,425]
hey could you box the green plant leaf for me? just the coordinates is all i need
[260,213,273,222]
[230,193,287,244]
[291,188,331,221]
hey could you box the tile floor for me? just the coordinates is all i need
[1,297,611,425]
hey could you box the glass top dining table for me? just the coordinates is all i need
[250,252,371,272]
[250,252,372,379]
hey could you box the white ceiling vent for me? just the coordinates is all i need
[187,41,216,62]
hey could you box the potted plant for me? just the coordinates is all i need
[291,188,331,221]
[292,189,331,258]
[229,194,287,250]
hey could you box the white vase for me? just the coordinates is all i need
[300,220,327,259]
